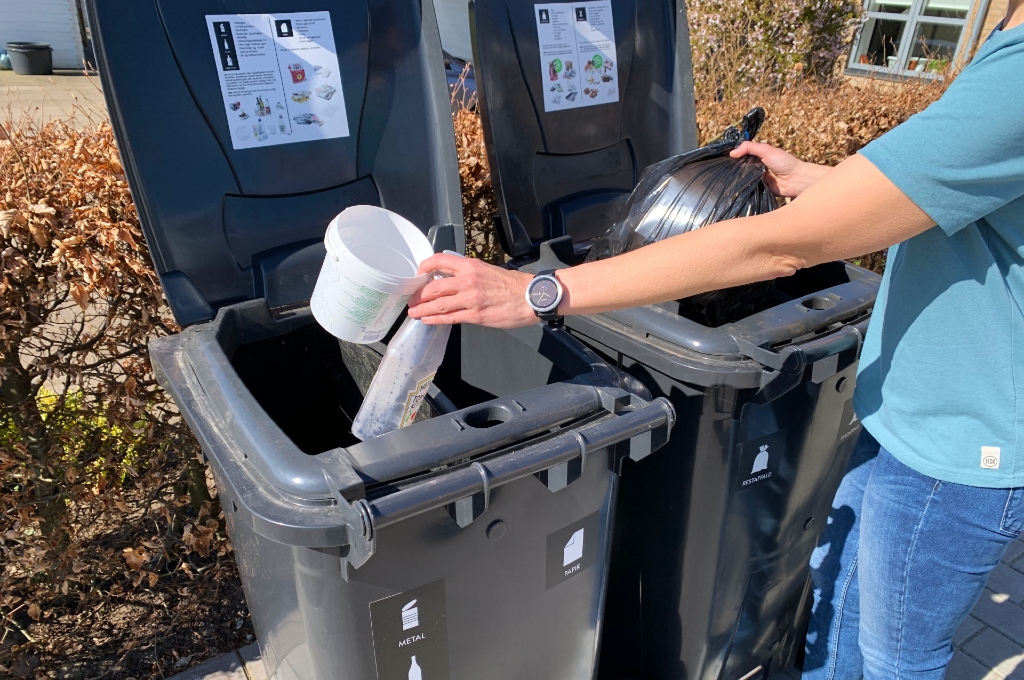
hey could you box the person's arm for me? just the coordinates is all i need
[407,153,934,328]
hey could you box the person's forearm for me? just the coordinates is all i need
[791,162,832,195]
[407,154,934,329]
[557,212,792,315]
[557,154,933,316]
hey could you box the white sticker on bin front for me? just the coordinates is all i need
[535,1,619,113]
[206,12,350,150]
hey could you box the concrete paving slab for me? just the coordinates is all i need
[946,649,997,680]
[957,616,989,647]
[961,628,1024,679]
[988,564,1024,606]
[972,591,1024,647]
[1003,540,1024,567]
[0,69,107,126]
[168,650,246,680]
[238,643,268,680]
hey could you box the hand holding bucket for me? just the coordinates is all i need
[310,206,435,344]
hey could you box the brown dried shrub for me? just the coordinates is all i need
[0,112,249,678]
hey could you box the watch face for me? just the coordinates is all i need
[530,278,560,311]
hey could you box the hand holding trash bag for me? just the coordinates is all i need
[730,141,831,198]
[583,108,781,325]
[409,110,934,328]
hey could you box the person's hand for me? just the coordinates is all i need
[407,253,536,328]
[730,141,829,198]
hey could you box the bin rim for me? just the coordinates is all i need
[146,301,671,565]
[5,42,53,51]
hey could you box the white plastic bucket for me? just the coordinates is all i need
[310,206,434,344]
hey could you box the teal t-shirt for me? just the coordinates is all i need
[854,25,1024,488]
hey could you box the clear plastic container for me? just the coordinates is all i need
[350,315,452,440]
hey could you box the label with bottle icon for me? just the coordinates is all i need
[369,580,451,680]
[206,12,349,150]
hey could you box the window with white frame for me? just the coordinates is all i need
[848,0,972,75]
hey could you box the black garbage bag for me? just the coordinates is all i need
[586,108,779,327]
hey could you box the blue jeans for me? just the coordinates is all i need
[803,431,1024,680]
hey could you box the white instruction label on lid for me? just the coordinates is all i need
[206,12,350,150]
[534,1,619,113]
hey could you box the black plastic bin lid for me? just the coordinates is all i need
[470,0,699,258]
[88,0,463,326]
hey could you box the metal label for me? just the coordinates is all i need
[369,580,450,680]
[736,430,786,490]
[546,510,602,589]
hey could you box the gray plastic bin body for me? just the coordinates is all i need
[570,263,878,680]
[464,250,880,680]
[469,0,883,676]
[89,1,676,678]
[151,302,674,680]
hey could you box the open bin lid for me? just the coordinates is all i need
[469,0,698,258]
[88,0,463,326]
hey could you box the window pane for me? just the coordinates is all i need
[867,0,913,14]
[852,17,908,67]
[922,0,971,19]
[907,22,963,71]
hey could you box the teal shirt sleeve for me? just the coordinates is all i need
[858,31,1024,236]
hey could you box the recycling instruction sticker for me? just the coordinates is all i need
[369,580,451,680]
[535,1,619,112]
[206,12,350,150]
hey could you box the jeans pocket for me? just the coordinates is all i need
[1000,488,1024,536]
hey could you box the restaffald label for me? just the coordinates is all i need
[736,430,787,490]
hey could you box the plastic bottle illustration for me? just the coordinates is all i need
[278,114,286,134]
[408,656,422,680]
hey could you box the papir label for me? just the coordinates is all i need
[546,510,602,589]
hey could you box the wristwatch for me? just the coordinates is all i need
[525,270,564,322]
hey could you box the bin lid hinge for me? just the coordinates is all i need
[331,490,375,580]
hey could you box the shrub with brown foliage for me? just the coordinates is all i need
[696,78,949,165]
[1,117,249,678]
[453,108,506,265]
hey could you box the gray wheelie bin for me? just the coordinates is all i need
[470,1,882,678]
[89,1,675,679]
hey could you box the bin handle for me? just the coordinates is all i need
[331,397,675,572]
[743,318,869,403]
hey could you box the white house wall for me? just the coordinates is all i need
[0,0,85,69]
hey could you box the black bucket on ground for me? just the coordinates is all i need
[6,42,53,75]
